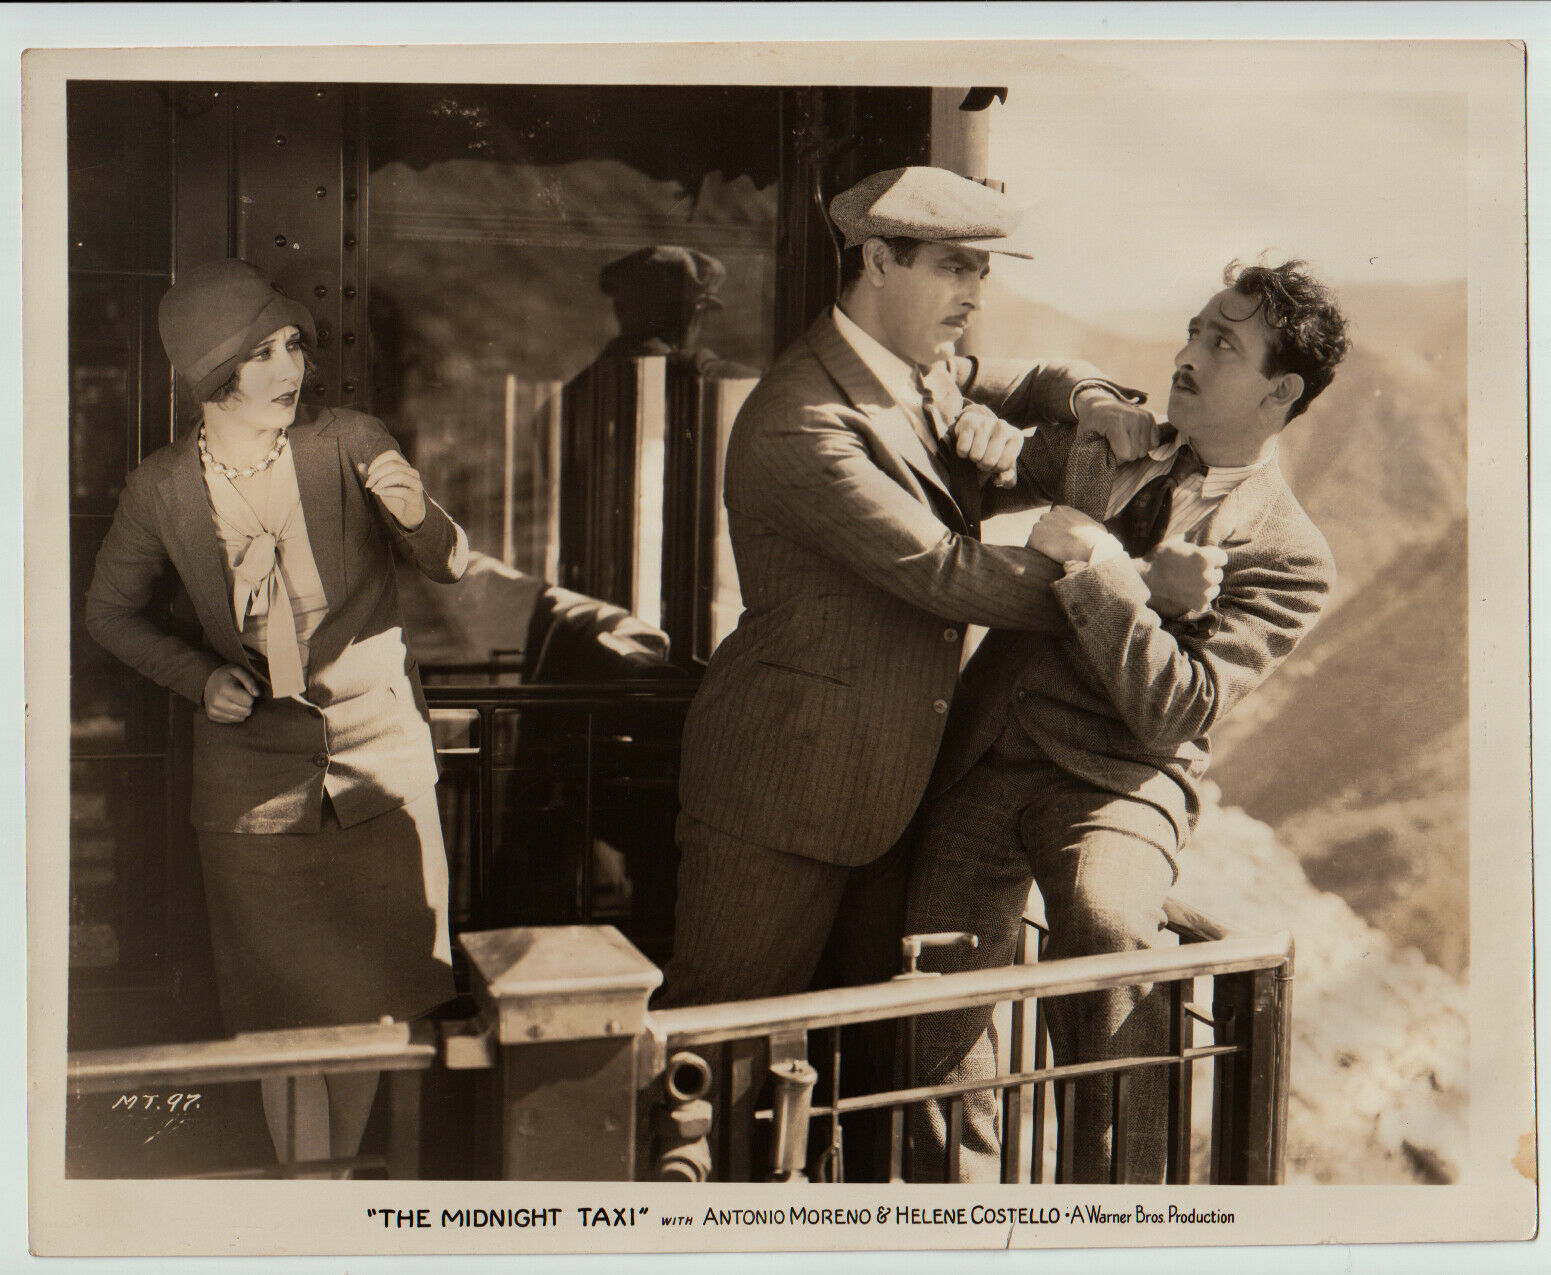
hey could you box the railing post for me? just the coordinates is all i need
[1239,968,1282,1184]
[461,925,662,1180]
[1211,963,1287,1185]
[1271,949,1295,1184]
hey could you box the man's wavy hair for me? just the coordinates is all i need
[1224,260,1351,421]
[838,236,924,292]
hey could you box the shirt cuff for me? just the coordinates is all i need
[1060,533,1127,578]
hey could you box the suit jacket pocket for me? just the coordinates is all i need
[756,658,854,689]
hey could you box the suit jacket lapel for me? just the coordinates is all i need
[289,407,347,611]
[162,433,250,667]
[804,313,961,516]
[1193,457,1281,548]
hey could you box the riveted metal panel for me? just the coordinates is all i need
[228,84,368,413]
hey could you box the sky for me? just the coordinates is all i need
[985,43,1473,326]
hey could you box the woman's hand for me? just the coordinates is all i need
[358,450,427,530]
[203,664,261,723]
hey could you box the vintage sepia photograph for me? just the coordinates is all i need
[22,27,1535,1260]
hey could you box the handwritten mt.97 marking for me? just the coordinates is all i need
[111,1093,202,1113]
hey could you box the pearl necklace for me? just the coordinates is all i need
[199,425,288,480]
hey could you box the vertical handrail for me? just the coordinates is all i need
[1031,995,1049,1183]
[580,709,596,924]
[1271,955,1295,1184]
[1167,977,1195,1183]
[1002,922,1031,1184]
[1054,1080,1077,1183]
[944,1100,964,1184]
[1110,1071,1131,1183]
[476,705,495,929]
[284,1075,298,1170]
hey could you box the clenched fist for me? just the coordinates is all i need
[203,664,261,724]
[948,403,1023,489]
[1027,505,1125,565]
[1074,387,1162,462]
[1138,538,1228,619]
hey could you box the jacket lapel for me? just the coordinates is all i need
[1192,457,1282,548]
[162,433,250,667]
[804,312,960,516]
[289,407,346,611]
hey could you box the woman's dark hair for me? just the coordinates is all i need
[1224,259,1351,420]
[838,235,925,293]
[205,334,320,405]
[178,333,320,426]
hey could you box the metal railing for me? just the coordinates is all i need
[641,903,1293,1185]
[65,910,1291,1183]
[67,1020,437,1179]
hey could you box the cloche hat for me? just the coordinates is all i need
[158,259,318,402]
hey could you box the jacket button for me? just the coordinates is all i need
[311,752,329,768]
[943,628,959,643]
[1015,689,1028,700]
[932,698,948,715]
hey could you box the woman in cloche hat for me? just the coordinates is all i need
[86,260,469,1175]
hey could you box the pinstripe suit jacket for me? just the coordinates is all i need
[85,407,470,834]
[930,425,1336,846]
[677,311,1126,867]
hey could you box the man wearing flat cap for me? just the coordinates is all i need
[595,245,758,379]
[661,167,1218,1019]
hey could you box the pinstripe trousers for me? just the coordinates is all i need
[655,812,909,1009]
[655,813,909,1180]
[905,752,1179,1184]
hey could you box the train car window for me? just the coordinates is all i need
[363,86,776,679]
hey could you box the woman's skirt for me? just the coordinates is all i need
[195,790,456,1034]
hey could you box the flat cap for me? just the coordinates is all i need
[600,246,727,309]
[829,166,1035,259]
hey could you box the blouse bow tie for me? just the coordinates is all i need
[230,528,306,698]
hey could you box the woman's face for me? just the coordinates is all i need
[215,325,306,431]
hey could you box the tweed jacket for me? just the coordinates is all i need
[677,310,1132,867]
[930,423,1336,846]
[85,406,469,835]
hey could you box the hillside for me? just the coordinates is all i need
[1178,791,1466,1184]
[1209,520,1468,969]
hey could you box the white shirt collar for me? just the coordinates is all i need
[1147,430,1277,501]
[832,304,924,411]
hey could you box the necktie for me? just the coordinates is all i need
[1107,444,1207,557]
[915,365,982,536]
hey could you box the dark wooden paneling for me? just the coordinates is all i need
[67,82,173,276]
